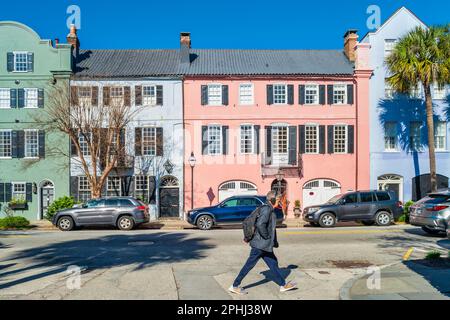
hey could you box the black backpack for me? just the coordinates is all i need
[242,205,269,242]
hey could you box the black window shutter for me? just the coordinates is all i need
[327,85,334,105]
[288,126,297,165]
[7,52,14,72]
[0,183,4,203]
[327,125,334,154]
[265,126,272,157]
[319,85,326,105]
[135,86,142,106]
[254,125,260,155]
[347,84,354,105]
[202,126,208,155]
[26,183,33,202]
[27,53,34,72]
[71,137,78,156]
[70,176,78,200]
[299,125,306,154]
[222,85,229,106]
[347,125,355,154]
[156,85,163,105]
[38,89,44,108]
[11,130,18,158]
[103,87,110,106]
[148,176,156,205]
[201,85,208,105]
[135,128,142,156]
[124,86,131,107]
[17,130,25,158]
[267,85,273,105]
[299,85,305,105]
[5,183,12,202]
[287,85,294,105]
[38,130,45,158]
[10,89,17,108]
[156,127,164,156]
[222,126,229,155]
[91,87,98,106]
[18,89,25,108]
[319,125,326,154]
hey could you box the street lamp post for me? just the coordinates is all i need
[188,152,197,210]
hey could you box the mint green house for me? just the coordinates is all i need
[0,21,72,220]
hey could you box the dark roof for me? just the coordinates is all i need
[74,49,181,78]
[183,49,354,76]
[73,48,354,78]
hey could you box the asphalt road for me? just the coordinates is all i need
[0,224,448,300]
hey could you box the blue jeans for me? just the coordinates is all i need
[233,247,286,287]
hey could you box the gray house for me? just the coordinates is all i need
[69,31,184,220]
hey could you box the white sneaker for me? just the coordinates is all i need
[228,286,248,295]
[280,281,297,292]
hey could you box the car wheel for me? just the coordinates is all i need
[318,213,336,228]
[196,215,214,230]
[375,211,392,226]
[117,216,135,231]
[361,220,375,226]
[57,216,74,231]
[421,226,442,235]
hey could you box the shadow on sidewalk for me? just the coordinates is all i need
[243,265,298,290]
[403,260,450,298]
[0,232,214,290]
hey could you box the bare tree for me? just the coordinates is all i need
[35,83,143,198]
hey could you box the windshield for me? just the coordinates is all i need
[325,195,343,205]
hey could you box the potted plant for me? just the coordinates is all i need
[8,198,28,210]
[294,200,301,218]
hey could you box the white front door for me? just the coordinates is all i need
[302,179,341,209]
[218,181,258,202]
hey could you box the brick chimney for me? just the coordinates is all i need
[180,32,191,64]
[344,29,358,62]
[67,24,80,56]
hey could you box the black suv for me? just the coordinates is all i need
[303,190,403,228]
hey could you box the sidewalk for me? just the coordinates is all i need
[341,262,450,300]
[29,218,307,231]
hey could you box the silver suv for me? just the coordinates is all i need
[52,197,150,231]
[410,191,450,236]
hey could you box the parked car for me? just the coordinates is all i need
[52,197,150,231]
[303,190,403,228]
[409,191,450,235]
[187,195,284,230]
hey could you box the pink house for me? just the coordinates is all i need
[182,31,372,218]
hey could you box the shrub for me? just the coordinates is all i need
[0,216,30,229]
[294,200,301,208]
[425,251,441,260]
[45,196,77,221]
[395,200,414,223]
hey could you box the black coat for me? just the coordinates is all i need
[250,205,279,252]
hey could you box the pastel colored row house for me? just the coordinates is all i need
[69,29,185,220]
[182,32,372,216]
[0,21,72,220]
[362,7,450,202]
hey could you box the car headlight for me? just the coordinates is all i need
[308,207,320,214]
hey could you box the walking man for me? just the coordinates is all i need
[229,191,297,295]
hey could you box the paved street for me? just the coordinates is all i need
[0,224,448,300]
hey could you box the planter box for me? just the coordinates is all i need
[9,203,28,210]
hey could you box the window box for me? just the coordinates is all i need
[8,201,28,210]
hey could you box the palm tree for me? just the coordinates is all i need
[386,25,450,192]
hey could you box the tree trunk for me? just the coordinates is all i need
[424,85,437,193]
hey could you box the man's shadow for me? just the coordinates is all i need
[243,265,299,290]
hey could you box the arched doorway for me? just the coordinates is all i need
[159,176,180,218]
[377,174,403,202]
[271,179,287,196]
[302,179,341,209]
[39,180,55,220]
[218,180,258,202]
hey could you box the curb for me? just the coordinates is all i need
[339,262,401,300]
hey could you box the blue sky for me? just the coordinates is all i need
[1,0,449,50]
